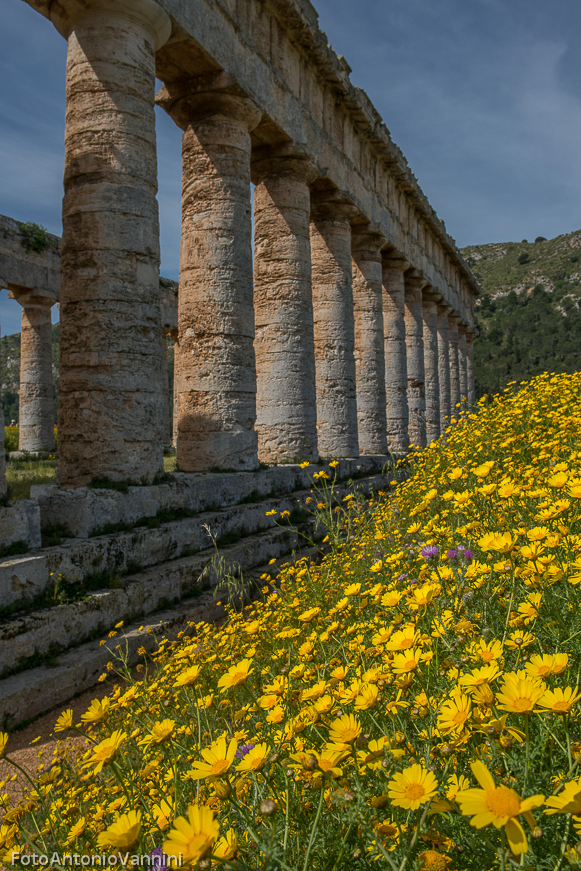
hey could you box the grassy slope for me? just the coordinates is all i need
[460,230,581,397]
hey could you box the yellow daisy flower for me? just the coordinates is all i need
[96,810,141,850]
[187,736,238,781]
[163,804,219,866]
[217,658,254,691]
[387,763,438,810]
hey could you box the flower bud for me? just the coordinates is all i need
[260,799,276,816]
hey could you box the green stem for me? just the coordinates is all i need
[301,782,325,871]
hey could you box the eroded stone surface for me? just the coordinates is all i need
[252,153,318,463]
[310,197,359,457]
[0,501,41,552]
[404,275,427,448]
[57,4,169,486]
[422,291,440,444]
[173,92,261,472]
[382,258,409,454]
[352,231,387,455]
[437,305,452,432]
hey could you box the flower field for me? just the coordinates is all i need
[4,371,581,869]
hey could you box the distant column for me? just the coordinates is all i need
[252,150,318,463]
[458,326,468,410]
[404,274,427,448]
[382,256,409,454]
[310,194,359,457]
[466,329,476,405]
[437,305,452,432]
[448,315,461,420]
[54,0,171,486]
[352,229,387,455]
[162,89,262,471]
[161,328,177,448]
[10,292,55,454]
[422,289,440,443]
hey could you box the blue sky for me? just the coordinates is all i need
[1,0,580,335]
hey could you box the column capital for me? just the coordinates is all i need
[422,286,443,304]
[405,272,429,292]
[351,225,387,261]
[8,290,56,309]
[251,143,318,186]
[310,189,360,223]
[50,0,171,50]
[382,254,410,273]
[157,78,261,132]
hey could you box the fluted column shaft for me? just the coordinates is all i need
[404,276,427,448]
[310,199,359,457]
[449,316,461,420]
[382,258,409,454]
[422,291,440,443]
[252,155,318,462]
[466,331,476,405]
[352,232,387,455]
[176,93,261,471]
[16,297,55,452]
[458,327,468,406]
[437,306,451,432]
[56,0,170,486]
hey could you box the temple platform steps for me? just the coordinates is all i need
[0,456,395,729]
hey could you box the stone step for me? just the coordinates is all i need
[0,471,388,612]
[0,522,311,681]
[0,543,319,730]
[31,456,388,538]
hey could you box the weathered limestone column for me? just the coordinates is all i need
[351,229,387,455]
[10,293,55,453]
[52,0,171,486]
[458,326,468,408]
[448,315,461,421]
[382,256,409,454]
[422,289,440,444]
[437,305,452,432]
[252,149,318,463]
[466,329,476,405]
[404,274,427,448]
[158,87,262,471]
[310,194,359,457]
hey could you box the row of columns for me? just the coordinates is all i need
[29,0,475,486]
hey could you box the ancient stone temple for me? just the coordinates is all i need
[15,0,477,487]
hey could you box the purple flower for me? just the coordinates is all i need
[236,743,255,759]
[463,549,475,561]
[421,545,439,560]
[409,578,419,586]
[446,549,458,560]
[150,849,169,871]
[397,573,408,582]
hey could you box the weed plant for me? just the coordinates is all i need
[4,373,581,869]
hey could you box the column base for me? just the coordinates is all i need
[177,431,259,473]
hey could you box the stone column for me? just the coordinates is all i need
[310,194,359,457]
[437,305,452,433]
[160,89,261,472]
[382,256,409,455]
[252,149,318,463]
[448,315,461,421]
[422,289,440,444]
[351,229,387,455]
[466,330,476,405]
[52,0,171,487]
[404,274,427,448]
[458,326,468,409]
[10,293,56,454]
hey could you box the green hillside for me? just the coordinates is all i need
[461,230,581,397]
